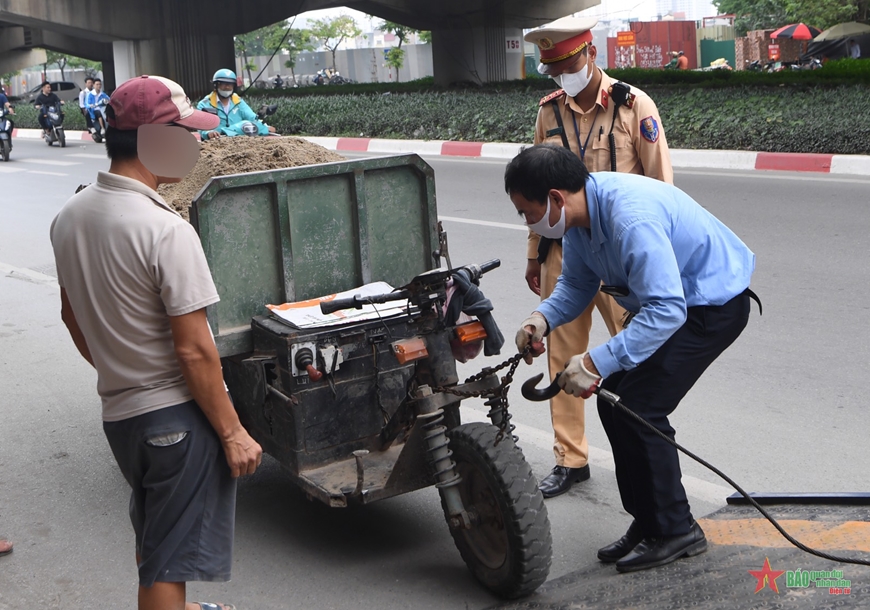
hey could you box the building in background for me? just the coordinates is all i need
[655,0,717,20]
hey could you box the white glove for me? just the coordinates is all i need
[515,312,548,363]
[559,352,602,398]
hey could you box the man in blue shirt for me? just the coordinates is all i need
[511,144,757,573]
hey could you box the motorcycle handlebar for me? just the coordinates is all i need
[317,260,499,315]
[319,289,411,315]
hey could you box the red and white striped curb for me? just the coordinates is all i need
[304,137,870,176]
[12,128,870,176]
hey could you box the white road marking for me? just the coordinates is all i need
[17,158,81,167]
[0,165,26,173]
[464,406,733,506]
[29,170,68,176]
[66,153,108,159]
[439,215,526,231]
[0,261,59,286]
[677,169,870,184]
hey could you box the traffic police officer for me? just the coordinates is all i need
[523,16,673,498]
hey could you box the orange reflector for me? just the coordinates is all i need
[455,320,487,344]
[392,337,428,364]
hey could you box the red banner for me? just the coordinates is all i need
[617,31,637,47]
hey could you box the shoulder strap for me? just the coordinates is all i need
[549,100,570,150]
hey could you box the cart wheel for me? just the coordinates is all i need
[440,422,551,598]
[1,140,9,162]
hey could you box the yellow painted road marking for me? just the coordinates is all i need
[698,518,870,552]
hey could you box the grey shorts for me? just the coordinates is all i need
[103,400,237,587]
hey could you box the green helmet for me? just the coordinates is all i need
[212,68,237,85]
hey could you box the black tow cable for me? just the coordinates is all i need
[522,372,870,567]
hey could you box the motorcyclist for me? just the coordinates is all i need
[196,69,276,140]
[86,78,110,132]
[78,77,95,132]
[274,74,284,89]
[0,89,14,149]
[34,82,65,138]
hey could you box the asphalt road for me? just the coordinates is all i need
[1,137,869,609]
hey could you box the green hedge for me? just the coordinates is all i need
[247,84,870,154]
[10,63,870,154]
[8,103,89,131]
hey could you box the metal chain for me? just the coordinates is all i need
[434,348,529,444]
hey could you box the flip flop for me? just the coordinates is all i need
[0,540,13,557]
[196,604,235,610]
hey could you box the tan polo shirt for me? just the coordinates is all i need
[50,171,220,422]
[528,69,674,259]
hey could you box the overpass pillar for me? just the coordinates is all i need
[112,1,234,98]
[431,9,524,86]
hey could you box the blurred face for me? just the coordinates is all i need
[94,82,102,93]
[42,84,52,95]
[86,79,94,89]
[216,82,234,92]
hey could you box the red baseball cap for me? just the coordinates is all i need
[107,75,219,131]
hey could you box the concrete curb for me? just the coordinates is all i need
[12,128,870,176]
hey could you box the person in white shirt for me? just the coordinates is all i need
[78,76,95,131]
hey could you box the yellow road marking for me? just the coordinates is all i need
[698,518,870,552]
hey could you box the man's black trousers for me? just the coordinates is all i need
[597,291,751,538]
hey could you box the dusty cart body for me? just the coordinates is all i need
[190,154,551,598]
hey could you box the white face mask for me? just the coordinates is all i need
[217,88,233,99]
[526,197,566,239]
[554,60,593,97]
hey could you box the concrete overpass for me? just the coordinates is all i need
[0,0,599,93]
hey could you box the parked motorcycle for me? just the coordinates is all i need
[790,57,823,70]
[0,106,13,162]
[40,104,66,147]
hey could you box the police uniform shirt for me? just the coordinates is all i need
[527,70,674,259]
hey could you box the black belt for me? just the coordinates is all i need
[536,236,561,264]
[743,287,762,315]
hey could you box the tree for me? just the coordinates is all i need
[309,15,362,70]
[385,47,406,82]
[235,22,286,84]
[418,31,433,45]
[783,0,859,30]
[378,20,417,49]
[69,57,102,79]
[271,27,315,83]
[714,0,864,35]
[45,50,70,80]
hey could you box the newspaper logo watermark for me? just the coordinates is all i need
[787,568,852,595]
[749,558,852,595]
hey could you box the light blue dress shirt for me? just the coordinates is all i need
[536,172,756,379]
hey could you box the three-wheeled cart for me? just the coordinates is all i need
[190,154,552,598]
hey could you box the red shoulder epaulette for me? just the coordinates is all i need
[625,92,637,109]
[539,89,566,107]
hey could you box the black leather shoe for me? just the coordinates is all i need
[538,465,590,498]
[597,520,644,563]
[615,520,707,573]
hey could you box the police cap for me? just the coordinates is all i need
[524,16,598,74]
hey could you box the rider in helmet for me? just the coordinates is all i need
[196,68,276,140]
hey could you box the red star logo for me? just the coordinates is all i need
[748,557,786,593]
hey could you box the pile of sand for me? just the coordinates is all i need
[159,136,345,219]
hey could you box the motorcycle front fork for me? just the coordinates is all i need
[414,375,504,530]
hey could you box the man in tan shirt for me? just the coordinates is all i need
[51,75,260,610]
[524,16,673,498]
